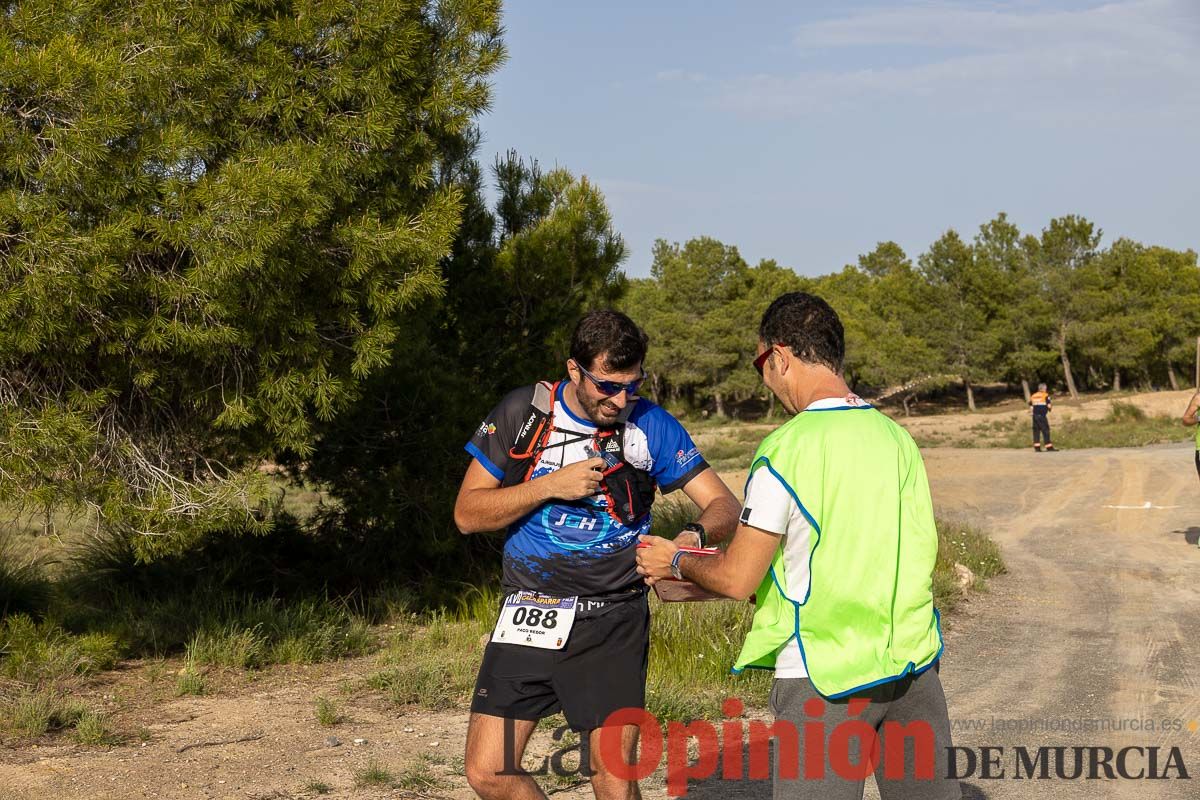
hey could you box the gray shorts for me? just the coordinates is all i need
[770,665,960,800]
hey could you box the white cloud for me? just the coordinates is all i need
[713,0,1200,121]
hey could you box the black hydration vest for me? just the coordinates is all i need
[499,381,657,528]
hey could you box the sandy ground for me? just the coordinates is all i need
[3,395,1200,799]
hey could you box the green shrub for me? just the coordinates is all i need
[71,710,117,745]
[175,659,208,696]
[1107,401,1147,422]
[315,696,341,726]
[354,760,395,788]
[186,626,268,670]
[1,688,89,737]
[0,615,121,682]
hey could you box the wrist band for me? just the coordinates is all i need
[670,549,686,580]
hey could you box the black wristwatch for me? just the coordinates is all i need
[682,522,707,548]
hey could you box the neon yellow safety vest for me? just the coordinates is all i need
[732,404,943,699]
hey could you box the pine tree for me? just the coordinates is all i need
[0,0,504,555]
[1029,215,1103,399]
[918,230,1005,411]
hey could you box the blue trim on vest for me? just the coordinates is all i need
[555,381,597,428]
[753,456,821,605]
[805,405,875,412]
[732,562,808,677]
[774,563,811,679]
[750,456,821,534]
[731,664,775,674]
[464,443,504,480]
[818,608,945,700]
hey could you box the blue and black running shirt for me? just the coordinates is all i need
[465,382,709,599]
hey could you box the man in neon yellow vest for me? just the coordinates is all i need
[637,292,958,800]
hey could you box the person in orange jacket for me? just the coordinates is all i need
[1030,383,1055,452]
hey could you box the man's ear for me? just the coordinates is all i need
[774,347,791,376]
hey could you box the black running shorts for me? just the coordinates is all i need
[470,593,649,732]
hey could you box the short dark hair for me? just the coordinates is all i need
[570,310,649,372]
[758,292,844,373]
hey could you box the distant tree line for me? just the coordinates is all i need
[623,215,1200,416]
[3,1,1198,601]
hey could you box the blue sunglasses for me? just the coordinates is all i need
[575,362,646,397]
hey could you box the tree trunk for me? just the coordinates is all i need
[767,393,776,419]
[1113,368,1121,393]
[964,379,976,412]
[902,393,913,417]
[714,392,726,419]
[1167,363,1180,391]
[1059,325,1079,399]
[1021,379,1031,404]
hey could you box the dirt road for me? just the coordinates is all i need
[922,442,1200,799]
[2,443,1198,799]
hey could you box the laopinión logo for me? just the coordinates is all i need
[497,699,1191,797]
[948,745,1189,781]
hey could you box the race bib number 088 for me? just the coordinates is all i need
[491,592,578,650]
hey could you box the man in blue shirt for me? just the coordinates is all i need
[455,310,739,800]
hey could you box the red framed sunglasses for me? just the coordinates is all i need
[753,347,774,377]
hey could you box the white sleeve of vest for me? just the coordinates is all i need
[739,467,796,536]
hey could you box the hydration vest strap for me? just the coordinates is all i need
[500,380,654,525]
[508,381,556,461]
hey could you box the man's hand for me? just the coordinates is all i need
[636,535,680,586]
[539,457,606,501]
[674,531,702,549]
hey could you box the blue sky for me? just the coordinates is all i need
[478,0,1200,277]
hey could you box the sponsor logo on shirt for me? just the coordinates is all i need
[740,507,753,525]
[476,421,497,437]
[517,411,538,439]
[676,447,700,467]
